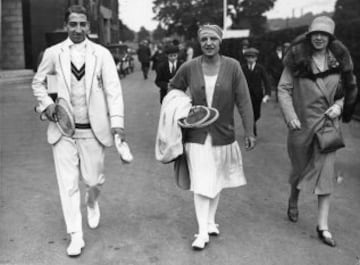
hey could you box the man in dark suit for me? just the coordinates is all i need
[238,38,250,65]
[155,45,184,103]
[241,48,271,136]
[266,43,284,102]
[137,40,151,79]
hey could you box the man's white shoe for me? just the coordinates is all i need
[87,201,100,229]
[67,232,85,257]
[114,134,134,163]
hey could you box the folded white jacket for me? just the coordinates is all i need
[155,90,192,163]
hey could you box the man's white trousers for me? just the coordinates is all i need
[52,136,105,234]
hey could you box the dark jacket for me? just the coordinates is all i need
[151,50,167,71]
[169,55,254,145]
[283,34,358,122]
[267,51,284,84]
[155,59,184,90]
[241,62,271,101]
[137,45,151,63]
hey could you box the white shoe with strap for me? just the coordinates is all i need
[67,232,85,257]
[208,223,220,236]
[192,234,209,250]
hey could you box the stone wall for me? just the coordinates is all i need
[1,0,25,69]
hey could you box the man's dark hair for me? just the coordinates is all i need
[172,39,180,46]
[64,5,88,22]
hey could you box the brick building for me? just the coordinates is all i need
[0,0,119,71]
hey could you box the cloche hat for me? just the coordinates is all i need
[307,16,335,37]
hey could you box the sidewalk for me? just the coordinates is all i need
[0,69,359,265]
[0,69,34,84]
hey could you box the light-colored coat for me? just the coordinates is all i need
[155,89,191,163]
[278,59,343,195]
[32,38,124,146]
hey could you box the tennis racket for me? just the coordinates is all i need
[36,98,75,137]
[178,105,210,128]
[54,98,75,137]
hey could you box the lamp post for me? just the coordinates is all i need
[0,0,2,69]
[223,0,227,30]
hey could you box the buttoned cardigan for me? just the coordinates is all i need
[169,55,254,146]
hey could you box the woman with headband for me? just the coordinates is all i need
[168,24,256,250]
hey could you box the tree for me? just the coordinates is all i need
[152,24,167,41]
[153,0,223,39]
[118,20,135,42]
[152,0,277,38]
[227,0,276,35]
[333,0,360,23]
[138,26,151,41]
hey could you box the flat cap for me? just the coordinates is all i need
[243,47,259,56]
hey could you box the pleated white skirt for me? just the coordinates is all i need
[185,134,246,198]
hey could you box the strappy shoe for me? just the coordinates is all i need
[287,202,299,223]
[316,226,336,247]
[67,232,85,257]
[192,234,209,250]
[208,223,220,236]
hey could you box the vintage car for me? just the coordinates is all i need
[106,44,134,78]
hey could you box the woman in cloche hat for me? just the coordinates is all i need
[278,16,358,247]
[168,24,256,250]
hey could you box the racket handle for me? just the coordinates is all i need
[39,112,48,121]
[34,105,41,113]
[34,104,48,121]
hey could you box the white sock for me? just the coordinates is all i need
[194,193,210,236]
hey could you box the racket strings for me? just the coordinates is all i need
[55,99,75,137]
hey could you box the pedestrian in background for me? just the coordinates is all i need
[169,24,255,250]
[267,43,285,102]
[237,38,250,65]
[278,16,358,247]
[32,5,125,256]
[151,43,167,72]
[155,44,184,103]
[137,40,151,79]
[185,40,195,62]
[241,48,271,136]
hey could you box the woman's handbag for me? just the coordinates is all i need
[315,118,345,153]
[174,152,190,190]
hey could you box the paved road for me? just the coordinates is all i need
[0,67,360,265]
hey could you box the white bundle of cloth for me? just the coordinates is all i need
[155,89,192,163]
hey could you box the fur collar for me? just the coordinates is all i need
[283,34,353,79]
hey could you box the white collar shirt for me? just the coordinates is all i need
[65,38,88,69]
[169,60,177,74]
[248,62,256,71]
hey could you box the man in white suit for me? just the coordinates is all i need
[32,5,125,257]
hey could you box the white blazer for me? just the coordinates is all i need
[32,38,124,147]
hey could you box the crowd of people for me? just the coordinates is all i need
[32,4,358,257]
